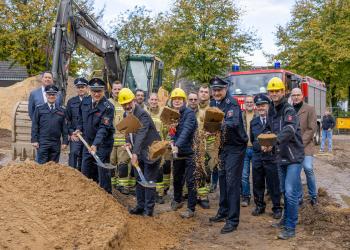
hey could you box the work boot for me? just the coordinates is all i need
[272,210,283,219]
[156,194,165,204]
[143,210,154,217]
[209,213,227,223]
[171,200,184,211]
[129,207,144,215]
[180,208,195,219]
[120,187,130,195]
[311,197,318,206]
[241,197,250,207]
[251,206,265,216]
[272,219,285,229]
[220,223,237,234]
[278,227,295,240]
[198,199,210,209]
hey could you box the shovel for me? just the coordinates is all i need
[77,133,116,169]
[125,147,156,188]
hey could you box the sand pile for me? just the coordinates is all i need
[0,76,75,130]
[0,161,128,249]
[0,161,194,250]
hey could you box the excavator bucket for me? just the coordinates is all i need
[160,106,180,125]
[116,114,142,134]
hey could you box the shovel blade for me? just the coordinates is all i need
[137,180,156,188]
[97,162,117,169]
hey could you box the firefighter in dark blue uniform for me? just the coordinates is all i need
[75,78,115,193]
[265,77,304,240]
[66,78,89,170]
[31,85,68,164]
[208,77,248,234]
[250,94,282,219]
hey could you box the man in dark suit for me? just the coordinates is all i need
[28,71,63,120]
[118,88,161,217]
[31,85,68,164]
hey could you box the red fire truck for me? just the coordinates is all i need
[225,68,327,144]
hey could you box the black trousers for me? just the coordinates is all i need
[252,154,282,213]
[217,146,246,227]
[36,142,61,164]
[135,159,159,213]
[173,156,197,211]
[68,140,83,170]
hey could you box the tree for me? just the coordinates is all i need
[0,0,104,77]
[274,0,350,106]
[152,0,259,85]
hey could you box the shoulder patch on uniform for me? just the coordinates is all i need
[104,101,111,109]
[227,110,234,117]
[288,115,293,121]
[103,116,110,125]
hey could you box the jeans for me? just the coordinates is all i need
[279,163,302,230]
[300,156,317,199]
[320,129,333,152]
[242,147,253,198]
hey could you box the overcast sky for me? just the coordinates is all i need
[94,0,295,66]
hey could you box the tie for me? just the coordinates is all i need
[93,102,97,109]
[50,104,54,111]
[262,118,266,125]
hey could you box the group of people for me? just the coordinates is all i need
[29,71,330,240]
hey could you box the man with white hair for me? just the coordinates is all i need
[291,88,317,205]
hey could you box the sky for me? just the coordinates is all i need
[93,0,296,66]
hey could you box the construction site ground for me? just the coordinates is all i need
[0,128,349,249]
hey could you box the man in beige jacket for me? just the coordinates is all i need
[291,88,317,206]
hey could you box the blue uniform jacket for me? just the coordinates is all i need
[28,87,63,120]
[77,96,115,148]
[173,105,197,156]
[210,93,248,148]
[265,98,304,165]
[66,95,83,136]
[31,103,68,144]
[250,116,275,161]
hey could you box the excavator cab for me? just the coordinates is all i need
[123,54,163,97]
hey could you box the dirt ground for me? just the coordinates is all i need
[0,135,349,249]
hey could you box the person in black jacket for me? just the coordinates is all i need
[118,88,161,217]
[66,77,89,170]
[250,94,282,219]
[74,78,115,194]
[169,88,198,219]
[265,77,304,240]
[320,109,335,153]
[208,77,248,234]
[31,85,68,164]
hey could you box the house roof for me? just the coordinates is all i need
[0,61,28,81]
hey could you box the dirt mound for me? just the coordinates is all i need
[0,161,128,249]
[300,188,350,248]
[0,76,75,130]
[0,161,194,250]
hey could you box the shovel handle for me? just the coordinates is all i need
[125,147,140,169]
[170,142,178,158]
[77,133,92,151]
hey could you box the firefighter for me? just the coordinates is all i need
[198,85,219,193]
[170,88,198,219]
[265,77,304,240]
[66,77,89,170]
[145,93,166,204]
[31,85,68,164]
[108,81,134,194]
[208,77,248,234]
[250,94,282,219]
[75,78,115,193]
[135,89,146,109]
[188,90,211,209]
[119,88,161,217]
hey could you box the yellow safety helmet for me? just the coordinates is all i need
[170,88,187,100]
[118,88,135,105]
[267,77,285,91]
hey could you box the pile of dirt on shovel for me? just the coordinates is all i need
[0,161,195,250]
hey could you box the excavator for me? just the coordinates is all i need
[11,0,164,161]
